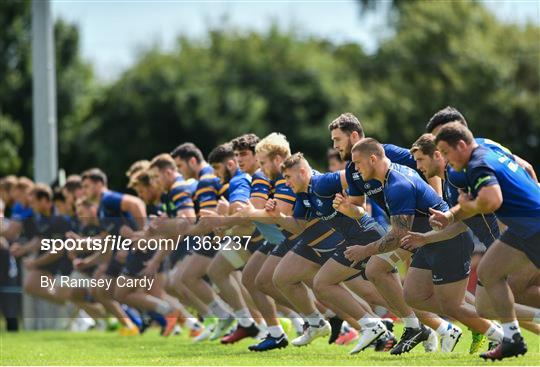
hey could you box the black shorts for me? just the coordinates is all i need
[123,251,164,278]
[247,234,266,254]
[169,236,192,267]
[292,229,345,266]
[331,226,385,278]
[500,229,540,268]
[105,258,124,277]
[270,238,295,258]
[255,240,274,255]
[411,231,474,285]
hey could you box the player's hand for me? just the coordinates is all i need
[344,245,371,267]
[73,257,86,270]
[216,197,230,216]
[332,192,355,217]
[400,231,427,251]
[235,201,252,218]
[23,257,35,270]
[9,243,24,258]
[0,237,8,250]
[65,231,81,240]
[429,207,452,230]
[119,225,135,239]
[457,189,475,212]
[265,199,279,217]
[141,259,159,276]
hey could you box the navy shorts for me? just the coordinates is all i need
[500,228,540,268]
[123,251,164,278]
[292,229,345,266]
[255,241,274,255]
[270,238,295,258]
[411,231,474,285]
[247,233,266,254]
[331,226,385,278]
[169,236,192,267]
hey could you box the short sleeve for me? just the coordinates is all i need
[102,192,123,213]
[229,176,251,203]
[292,199,308,219]
[274,179,296,205]
[385,174,417,216]
[468,162,499,193]
[195,180,219,209]
[345,163,365,197]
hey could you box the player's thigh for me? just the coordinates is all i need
[508,262,540,292]
[432,278,468,311]
[242,250,266,288]
[403,267,433,304]
[181,253,211,279]
[314,258,359,287]
[208,251,235,279]
[274,251,320,285]
[478,240,532,282]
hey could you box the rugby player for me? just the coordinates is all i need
[430,123,540,360]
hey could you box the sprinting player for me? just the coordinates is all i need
[344,139,505,354]
[425,106,540,309]
[403,133,540,339]
[17,184,72,305]
[329,114,446,354]
[270,153,397,354]
[170,142,236,340]
[203,142,261,343]
[81,168,146,336]
[238,133,304,351]
[429,123,540,360]
[114,166,191,337]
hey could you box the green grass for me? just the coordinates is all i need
[1,324,538,365]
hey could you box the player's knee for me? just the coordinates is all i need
[254,271,270,293]
[272,270,287,290]
[477,262,497,287]
[206,264,220,283]
[312,277,329,300]
[241,271,255,291]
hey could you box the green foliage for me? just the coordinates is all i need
[0,0,97,180]
[0,114,23,174]
[89,26,370,188]
[1,0,538,188]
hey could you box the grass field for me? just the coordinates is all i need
[1,324,539,365]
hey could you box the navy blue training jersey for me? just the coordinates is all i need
[466,145,540,239]
[383,163,448,233]
[293,171,380,242]
[162,175,197,218]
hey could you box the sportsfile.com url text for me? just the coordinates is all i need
[40,235,252,254]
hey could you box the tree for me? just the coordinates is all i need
[357,1,540,168]
[88,26,371,188]
[0,0,97,180]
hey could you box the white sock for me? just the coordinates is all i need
[306,312,325,327]
[268,325,285,338]
[373,306,388,318]
[290,316,305,334]
[324,309,336,318]
[155,300,172,315]
[358,315,380,328]
[435,320,452,336]
[402,313,421,329]
[501,320,521,339]
[484,322,504,342]
[184,317,201,330]
[208,300,231,319]
[341,321,351,333]
[234,308,254,327]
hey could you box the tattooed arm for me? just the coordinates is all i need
[344,214,413,265]
[369,214,414,255]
